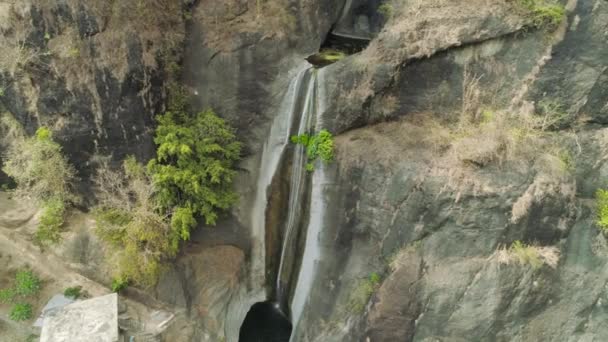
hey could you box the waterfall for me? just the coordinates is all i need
[249,65,308,288]
[275,69,317,308]
[240,64,328,342]
[289,68,328,330]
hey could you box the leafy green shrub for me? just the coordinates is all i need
[63,286,82,299]
[35,197,66,245]
[596,189,608,231]
[111,277,129,293]
[291,129,334,171]
[9,303,32,321]
[0,269,41,307]
[94,108,241,287]
[148,109,242,228]
[517,0,565,29]
[14,270,41,297]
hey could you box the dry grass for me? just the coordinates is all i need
[495,241,560,269]
[195,0,296,51]
[0,4,40,76]
[359,0,524,67]
[0,112,25,146]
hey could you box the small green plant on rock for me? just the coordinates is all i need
[378,3,394,19]
[556,149,575,173]
[517,0,565,29]
[63,286,82,299]
[291,129,335,171]
[596,189,608,232]
[0,269,41,304]
[497,241,560,269]
[0,288,15,304]
[14,269,41,297]
[9,303,32,321]
[348,272,382,313]
[1,269,41,322]
[510,240,543,269]
[111,277,129,293]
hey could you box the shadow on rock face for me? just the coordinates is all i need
[239,301,292,342]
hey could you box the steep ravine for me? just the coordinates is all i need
[2,0,608,341]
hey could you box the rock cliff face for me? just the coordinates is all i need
[2,0,608,341]
[292,0,608,341]
[0,0,187,185]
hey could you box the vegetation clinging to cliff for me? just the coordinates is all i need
[1,123,77,245]
[2,127,76,204]
[517,0,565,29]
[595,189,608,232]
[94,109,241,287]
[94,156,173,287]
[291,129,335,171]
[148,109,242,228]
[0,269,41,322]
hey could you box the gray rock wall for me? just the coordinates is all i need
[292,0,608,341]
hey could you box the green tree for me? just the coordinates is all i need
[147,109,241,233]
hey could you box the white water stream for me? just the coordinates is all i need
[275,70,317,302]
[289,67,328,332]
[250,65,308,288]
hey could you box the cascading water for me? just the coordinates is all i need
[249,66,309,290]
[275,70,317,310]
[239,65,325,342]
[289,68,328,331]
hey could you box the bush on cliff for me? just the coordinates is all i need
[94,109,241,287]
[2,125,76,245]
[596,189,608,232]
[94,156,174,287]
[517,0,565,29]
[291,129,334,171]
[148,109,242,229]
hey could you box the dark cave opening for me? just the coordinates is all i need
[238,301,293,342]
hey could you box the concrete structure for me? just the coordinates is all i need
[34,294,76,328]
[40,293,118,342]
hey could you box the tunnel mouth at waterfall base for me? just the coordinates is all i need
[239,301,292,342]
